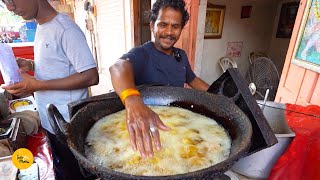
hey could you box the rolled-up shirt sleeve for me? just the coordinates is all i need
[120,47,148,78]
[61,28,97,73]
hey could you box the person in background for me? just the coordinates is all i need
[109,0,209,158]
[1,0,99,179]
[1,33,13,43]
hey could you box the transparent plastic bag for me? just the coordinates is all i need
[0,43,22,85]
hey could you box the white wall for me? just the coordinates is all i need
[200,0,276,84]
[73,0,94,60]
[80,0,132,95]
[268,0,300,73]
[194,0,208,75]
[71,0,143,95]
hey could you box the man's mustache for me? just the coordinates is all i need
[159,35,176,40]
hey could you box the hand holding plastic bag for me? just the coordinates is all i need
[0,43,22,85]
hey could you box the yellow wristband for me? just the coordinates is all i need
[119,88,140,105]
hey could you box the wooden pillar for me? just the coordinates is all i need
[175,0,199,70]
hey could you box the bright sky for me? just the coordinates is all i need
[0,1,5,9]
[0,2,23,27]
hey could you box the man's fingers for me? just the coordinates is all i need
[0,84,11,90]
[21,72,31,79]
[14,92,26,97]
[16,58,28,68]
[8,89,24,96]
[8,90,20,95]
[127,125,137,151]
[16,57,25,61]
[142,126,154,157]
[19,69,28,73]
[1,83,21,90]
[133,125,146,158]
[156,117,171,131]
[16,58,24,64]
[151,127,162,151]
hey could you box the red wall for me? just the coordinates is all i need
[12,46,34,59]
[0,45,34,85]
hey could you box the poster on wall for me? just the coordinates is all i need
[292,0,320,73]
[226,42,243,58]
[276,2,299,38]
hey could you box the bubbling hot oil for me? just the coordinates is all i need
[85,106,231,176]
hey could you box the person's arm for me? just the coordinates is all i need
[37,67,98,90]
[1,68,98,96]
[181,50,209,91]
[109,59,136,94]
[3,26,99,95]
[188,77,210,91]
[109,59,170,158]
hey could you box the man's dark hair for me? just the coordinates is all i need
[149,0,190,27]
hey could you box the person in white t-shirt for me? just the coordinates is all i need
[1,0,99,179]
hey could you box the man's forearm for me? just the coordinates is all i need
[109,59,137,94]
[37,68,99,91]
[188,77,210,91]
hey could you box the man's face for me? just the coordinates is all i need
[3,0,38,20]
[150,7,183,53]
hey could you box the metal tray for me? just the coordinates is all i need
[0,118,17,140]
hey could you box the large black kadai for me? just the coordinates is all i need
[46,68,277,179]
[48,86,253,180]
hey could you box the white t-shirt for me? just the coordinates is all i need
[34,13,97,134]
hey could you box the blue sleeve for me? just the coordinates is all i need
[119,47,148,76]
[180,50,196,83]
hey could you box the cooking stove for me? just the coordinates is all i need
[208,68,278,154]
[0,117,27,153]
[0,89,27,154]
[0,118,17,140]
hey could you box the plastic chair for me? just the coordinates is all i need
[249,52,269,64]
[219,57,237,72]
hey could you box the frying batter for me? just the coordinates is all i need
[85,106,231,176]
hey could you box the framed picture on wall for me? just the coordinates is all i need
[241,6,252,19]
[276,2,299,38]
[292,0,320,73]
[204,4,226,39]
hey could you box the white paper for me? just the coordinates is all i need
[0,44,22,85]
